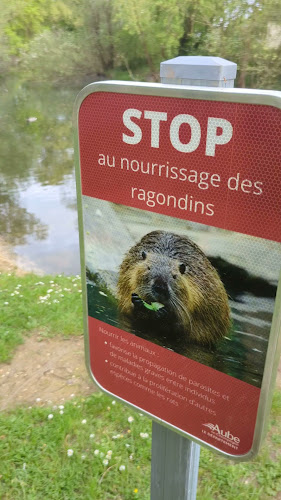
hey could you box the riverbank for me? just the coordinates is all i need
[0,235,91,410]
[0,269,83,361]
[0,238,24,275]
[0,256,94,409]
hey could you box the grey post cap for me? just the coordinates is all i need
[160,56,237,81]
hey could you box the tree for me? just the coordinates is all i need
[84,0,115,74]
[113,0,184,79]
[204,0,281,88]
[178,0,225,56]
[1,0,280,89]
[4,0,81,56]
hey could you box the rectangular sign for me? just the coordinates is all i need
[74,81,281,460]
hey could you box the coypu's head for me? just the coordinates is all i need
[127,250,203,327]
[135,251,186,304]
[118,231,230,343]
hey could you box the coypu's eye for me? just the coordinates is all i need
[141,251,147,260]
[147,266,151,271]
[172,274,177,279]
[179,263,186,274]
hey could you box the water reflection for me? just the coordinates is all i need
[0,79,80,273]
[0,187,47,245]
[15,180,79,274]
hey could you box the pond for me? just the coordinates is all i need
[0,78,82,274]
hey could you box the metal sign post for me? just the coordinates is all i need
[151,421,200,500]
[74,53,281,487]
[151,56,237,500]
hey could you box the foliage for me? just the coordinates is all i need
[0,390,281,499]
[113,0,184,78]
[1,0,281,90]
[177,0,225,56]
[204,0,281,88]
[19,29,92,82]
[4,0,81,55]
[84,0,115,73]
[0,4,15,73]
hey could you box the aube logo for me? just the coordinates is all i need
[203,423,240,446]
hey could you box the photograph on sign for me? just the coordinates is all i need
[75,82,281,459]
[84,197,278,389]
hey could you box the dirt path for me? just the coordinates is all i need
[0,241,96,410]
[0,335,95,411]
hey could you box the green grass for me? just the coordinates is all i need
[0,272,83,362]
[0,391,280,500]
[0,393,151,500]
[1,270,281,498]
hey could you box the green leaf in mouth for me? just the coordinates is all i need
[142,300,164,311]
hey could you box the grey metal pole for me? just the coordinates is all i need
[151,422,200,500]
[150,56,237,500]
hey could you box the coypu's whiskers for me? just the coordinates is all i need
[170,293,193,334]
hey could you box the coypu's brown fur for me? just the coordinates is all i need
[117,231,230,345]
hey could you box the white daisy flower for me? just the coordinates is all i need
[140,432,149,438]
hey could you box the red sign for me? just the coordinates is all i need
[75,82,281,459]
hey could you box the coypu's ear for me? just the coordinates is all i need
[141,251,147,260]
[179,263,186,274]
